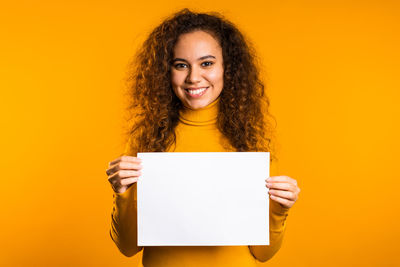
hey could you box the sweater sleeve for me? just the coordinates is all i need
[109,136,143,257]
[248,158,290,262]
[248,200,290,262]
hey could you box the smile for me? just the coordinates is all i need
[184,87,209,98]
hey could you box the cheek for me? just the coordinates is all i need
[208,68,224,88]
[171,72,182,92]
[170,71,187,98]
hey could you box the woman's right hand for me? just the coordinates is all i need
[106,155,143,194]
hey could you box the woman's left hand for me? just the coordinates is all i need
[265,176,300,209]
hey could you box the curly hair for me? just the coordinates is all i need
[124,8,277,160]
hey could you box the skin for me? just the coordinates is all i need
[106,155,142,194]
[266,176,300,209]
[170,30,224,110]
[106,30,301,209]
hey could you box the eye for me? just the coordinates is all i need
[174,63,187,69]
[201,61,214,67]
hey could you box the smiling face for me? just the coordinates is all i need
[171,30,224,110]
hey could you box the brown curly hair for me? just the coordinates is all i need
[123,8,277,160]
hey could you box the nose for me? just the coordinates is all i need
[185,66,201,84]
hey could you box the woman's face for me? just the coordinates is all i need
[171,30,224,110]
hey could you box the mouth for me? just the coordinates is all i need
[184,87,209,98]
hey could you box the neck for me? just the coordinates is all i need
[178,97,220,126]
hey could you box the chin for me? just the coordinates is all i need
[185,99,210,110]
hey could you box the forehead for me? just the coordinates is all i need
[173,30,222,60]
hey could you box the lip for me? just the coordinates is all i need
[184,86,209,98]
[185,87,208,90]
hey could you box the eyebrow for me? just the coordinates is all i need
[171,55,216,63]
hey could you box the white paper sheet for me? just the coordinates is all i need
[137,152,269,246]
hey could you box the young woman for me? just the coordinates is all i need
[106,8,300,266]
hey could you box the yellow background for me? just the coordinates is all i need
[1,0,399,266]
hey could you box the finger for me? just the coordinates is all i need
[118,170,142,178]
[107,170,141,184]
[108,173,119,186]
[120,177,139,186]
[270,195,294,209]
[108,171,139,186]
[266,176,297,185]
[106,161,142,176]
[108,156,123,167]
[266,182,295,191]
[114,161,143,171]
[109,155,142,167]
[269,189,297,201]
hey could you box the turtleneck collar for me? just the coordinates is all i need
[178,96,220,126]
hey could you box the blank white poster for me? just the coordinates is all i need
[137,152,270,246]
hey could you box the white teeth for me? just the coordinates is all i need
[188,87,207,95]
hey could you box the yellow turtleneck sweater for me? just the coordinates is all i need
[110,97,290,266]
